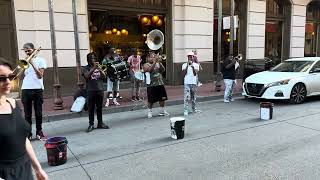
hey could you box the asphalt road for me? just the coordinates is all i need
[31,97,320,180]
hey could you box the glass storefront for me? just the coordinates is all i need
[265,0,291,64]
[305,1,320,57]
[87,0,168,78]
[213,0,246,72]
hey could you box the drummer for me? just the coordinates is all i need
[102,45,120,107]
[127,48,142,101]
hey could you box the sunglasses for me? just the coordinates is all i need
[0,74,16,82]
[24,49,33,53]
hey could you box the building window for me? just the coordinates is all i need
[265,0,291,63]
[305,1,320,57]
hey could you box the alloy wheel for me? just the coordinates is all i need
[290,84,306,104]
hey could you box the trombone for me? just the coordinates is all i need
[13,47,41,79]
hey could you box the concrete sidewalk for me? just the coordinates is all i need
[18,80,243,121]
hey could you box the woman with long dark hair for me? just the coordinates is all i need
[0,57,48,180]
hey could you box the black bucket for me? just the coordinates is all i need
[45,137,68,166]
[170,117,185,139]
[260,102,274,120]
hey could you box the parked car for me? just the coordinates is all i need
[243,57,320,104]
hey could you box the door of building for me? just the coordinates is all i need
[0,0,17,63]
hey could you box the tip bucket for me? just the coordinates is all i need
[45,137,68,166]
[170,117,185,139]
[260,102,274,120]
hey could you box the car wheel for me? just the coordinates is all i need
[290,83,307,104]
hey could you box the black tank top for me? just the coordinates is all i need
[0,100,30,161]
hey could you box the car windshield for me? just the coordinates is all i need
[270,61,314,72]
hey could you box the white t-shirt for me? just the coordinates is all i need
[182,62,199,85]
[21,57,47,90]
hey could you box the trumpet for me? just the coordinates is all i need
[13,47,41,79]
[95,62,108,73]
[233,54,247,63]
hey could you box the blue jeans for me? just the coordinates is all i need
[224,79,234,101]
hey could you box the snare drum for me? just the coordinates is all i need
[134,71,145,81]
[106,60,129,81]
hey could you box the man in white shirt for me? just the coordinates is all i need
[182,52,200,116]
[21,43,47,140]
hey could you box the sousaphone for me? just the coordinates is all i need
[146,29,164,50]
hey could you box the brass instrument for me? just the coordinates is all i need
[234,54,247,63]
[146,29,164,50]
[13,47,41,79]
[95,62,108,73]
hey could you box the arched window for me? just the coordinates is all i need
[265,0,291,64]
[305,1,320,57]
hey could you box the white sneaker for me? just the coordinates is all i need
[159,111,170,116]
[105,99,110,107]
[184,110,188,116]
[230,98,234,102]
[224,99,230,103]
[197,82,203,87]
[113,99,120,106]
[193,109,202,113]
[147,111,152,118]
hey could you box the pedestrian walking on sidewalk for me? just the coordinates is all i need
[143,51,169,118]
[82,52,109,133]
[20,43,46,140]
[0,57,48,180]
[182,52,201,116]
[222,55,236,103]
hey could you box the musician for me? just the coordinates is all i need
[143,51,169,118]
[222,55,236,103]
[0,57,48,180]
[102,46,120,107]
[21,43,46,140]
[182,52,201,116]
[82,52,109,133]
[127,48,142,101]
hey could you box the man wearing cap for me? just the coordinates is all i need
[182,52,200,116]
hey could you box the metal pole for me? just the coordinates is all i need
[230,0,235,56]
[72,0,84,89]
[215,0,223,91]
[48,0,64,110]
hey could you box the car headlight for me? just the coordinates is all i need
[266,79,290,88]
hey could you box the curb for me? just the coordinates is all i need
[44,93,242,122]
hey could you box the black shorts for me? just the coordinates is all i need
[147,85,168,103]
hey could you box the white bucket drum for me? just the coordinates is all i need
[170,117,185,139]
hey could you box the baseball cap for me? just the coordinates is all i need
[187,52,194,56]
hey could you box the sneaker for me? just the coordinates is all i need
[28,133,33,141]
[36,131,47,140]
[197,82,203,87]
[136,96,142,101]
[87,125,94,133]
[97,123,110,129]
[131,97,136,102]
[105,99,110,107]
[193,109,202,113]
[230,98,235,102]
[184,110,188,116]
[113,99,120,106]
[158,111,170,116]
[147,111,153,118]
[224,99,230,103]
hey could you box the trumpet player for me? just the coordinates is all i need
[21,43,47,140]
[82,52,109,133]
[222,55,237,103]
